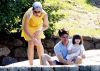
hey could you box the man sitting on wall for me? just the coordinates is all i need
[41,28,86,65]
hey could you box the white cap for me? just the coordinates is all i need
[32,2,42,9]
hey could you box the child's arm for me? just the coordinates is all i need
[79,52,86,59]
[79,45,86,59]
[68,48,78,54]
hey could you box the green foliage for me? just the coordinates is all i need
[0,0,33,33]
[0,0,64,38]
[43,5,64,38]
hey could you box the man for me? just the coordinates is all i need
[41,28,85,65]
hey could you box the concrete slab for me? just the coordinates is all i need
[6,49,100,66]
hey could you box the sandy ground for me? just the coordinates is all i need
[6,49,100,67]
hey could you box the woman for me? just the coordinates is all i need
[21,2,49,65]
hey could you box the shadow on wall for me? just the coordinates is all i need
[86,0,100,8]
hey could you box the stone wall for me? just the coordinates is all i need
[0,33,100,66]
[0,65,100,71]
[91,0,100,8]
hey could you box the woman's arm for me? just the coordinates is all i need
[41,13,49,32]
[34,13,49,36]
[23,14,33,39]
[23,13,38,44]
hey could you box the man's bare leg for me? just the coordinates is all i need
[67,58,75,65]
[41,54,56,65]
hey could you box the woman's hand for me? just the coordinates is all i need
[31,37,38,45]
[34,30,41,37]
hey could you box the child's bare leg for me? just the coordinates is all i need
[75,56,82,64]
[82,54,86,59]
[67,58,74,65]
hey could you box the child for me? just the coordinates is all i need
[66,34,85,65]
[21,2,49,65]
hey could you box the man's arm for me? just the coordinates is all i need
[57,54,68,65]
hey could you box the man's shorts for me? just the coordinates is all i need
[55,60,64,65]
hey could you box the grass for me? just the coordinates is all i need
[54,22,100,37]
[53,0,100,38]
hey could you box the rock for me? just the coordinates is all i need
[54,66,68,71]
[0,47,10,56]
[19,67,31,71]
[44,49,48,54]
[0,67,7,71]
[95,43,100,49]
[8,67,18,71]
[83,41,94,50]
[92,37,100,43]
[69,66,79,71]
[0,45,8,48]
[42,67,54,71]
[55,39,60,44]
[79,65,91,71]
[13,47,27,58]
[82,36,92,41]
[48,49,54,53]
[51,35,59,39]
[19,58,27,62]
[91,65,100,71]
[51,53,56,56]
[1,56,17,66]
[12,39,23,47]
[91,0,100,8]
[34,52,38,59]
[31,67,41,71]
[48,53,51,56]
[45,39,55,49]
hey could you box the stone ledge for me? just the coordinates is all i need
[0,65,100,71]
[6,49,100,67]
[0,49,99,71]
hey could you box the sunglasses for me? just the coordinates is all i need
[34,11,41,13]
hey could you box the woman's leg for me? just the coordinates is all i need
[28,40,34,65]
[35,38,44,65]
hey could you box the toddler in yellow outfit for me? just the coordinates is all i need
[21,2,49,65]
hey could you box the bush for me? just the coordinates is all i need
[0,0,64,38]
